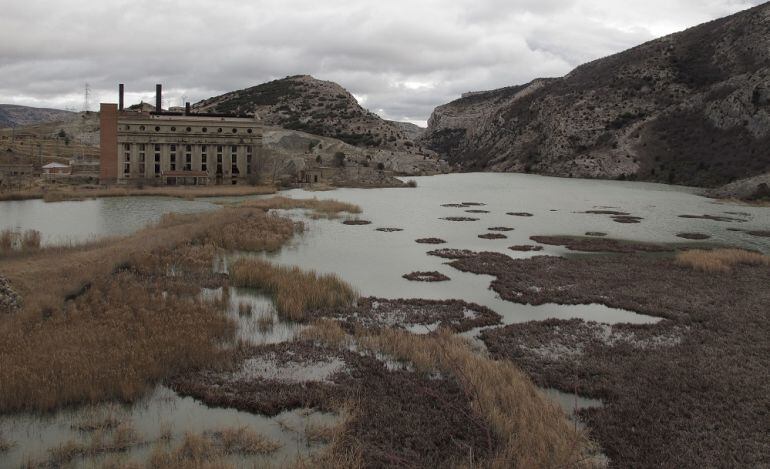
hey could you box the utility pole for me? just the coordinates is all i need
[83,83,91,113]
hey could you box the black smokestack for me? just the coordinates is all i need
[118,84,124,110]
[185,102,191,115]
[155,84,162,112]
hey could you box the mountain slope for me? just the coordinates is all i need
[0,105,75,128]
[420,3,770,188]
[194,75,428,155]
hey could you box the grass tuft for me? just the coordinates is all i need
[676,248,770,272]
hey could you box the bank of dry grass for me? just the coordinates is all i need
[240,196,361,218]
[355,328,593,468]
[0,184,277,203]
[676,248,770,272]
[230,258,357,321]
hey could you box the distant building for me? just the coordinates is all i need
[100,84,264,185]
[42,162,72,177]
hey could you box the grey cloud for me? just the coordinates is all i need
[0,0,762,123]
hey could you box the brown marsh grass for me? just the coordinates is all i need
[147,428,280,468]
[356,328,594,468]
[676,248,770,273]
[0,208,299,412]
[299,319,349,347]
[0,184,277,203]
[0,228,42,254]
[240,196,362,218]
[230,258,358,322]
[207,211,299,252]
[48,421,143,465]
[0,272,236,412]
[296,321,595,468]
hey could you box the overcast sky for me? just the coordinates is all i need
[0,0,763,125]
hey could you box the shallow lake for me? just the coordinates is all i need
[2,173,768,326]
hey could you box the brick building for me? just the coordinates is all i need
[100,84,264,185]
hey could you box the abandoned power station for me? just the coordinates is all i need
[100,84,263,185]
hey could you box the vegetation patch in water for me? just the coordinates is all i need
[426,248,479,259]
[478,233,507,240]
[488,226,514,231]
[402,271,451,282]
[440,216,479,222]
[415,238,446,244]
[507,212,534,217]
[465,209,490,213]
[342,219,372,225]
[376,227,404,232]
[675,232,711,240]
[611,215,643,223]
[530,235,672,253]
[509,245,544,252]
[679,214,747,222]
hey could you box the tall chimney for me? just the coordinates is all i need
[185,102,191,115]
[118,84,124,110]
[155,84,162,112]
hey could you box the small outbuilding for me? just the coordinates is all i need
[42,162,72,176]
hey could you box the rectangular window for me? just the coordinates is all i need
[185,151,192,171]
[123,162,130,176]
[231,146,239,175]
[123,143,130,151]
[170,151,176,171]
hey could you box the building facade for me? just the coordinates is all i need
[100,85,264,185]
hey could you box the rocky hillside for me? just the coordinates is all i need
[421,3,770,188]
[0,105,75,129]
[194,75,430,156]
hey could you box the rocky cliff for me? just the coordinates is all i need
[194,75,431,156]
[420,3,770,188]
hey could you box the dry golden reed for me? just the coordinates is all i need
[230,258,358,321]
[676,248,770,272]
[240,196,362,218]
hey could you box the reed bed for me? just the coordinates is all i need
[0,228,42,254]
[48,422,143,465]
[240,196,362,218]
[0,271,236,412]
[206,211,299,252]
[676,248,770,273]
[0,208,301,412]
[147,428,280,468]
[230,258,357,322]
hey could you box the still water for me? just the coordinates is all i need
[2,173,768,325]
